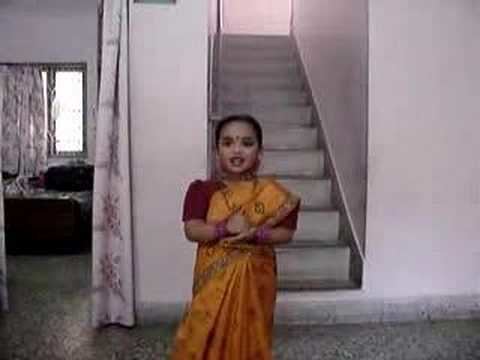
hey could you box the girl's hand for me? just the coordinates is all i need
[220,228,256,245]
[225,212,250,235]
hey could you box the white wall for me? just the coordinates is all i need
[130,0,208,306]
[208,0,218,114]
[0,0,98,161]
[292,0,368,246]
[223,0,291,35]
[364,0,480,298]
[282,0,480,306]
[209,0,218,36]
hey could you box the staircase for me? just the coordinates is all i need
[216,34,362,291]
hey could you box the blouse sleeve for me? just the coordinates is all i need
[278,201,301,230]
[182,180,210,222]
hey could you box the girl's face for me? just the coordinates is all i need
[217,121,262,178]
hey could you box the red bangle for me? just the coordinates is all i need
[255,225,271,243]
[214,221,229,241]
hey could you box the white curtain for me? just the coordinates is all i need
[0,66,47,177]
[92,0,135,327]
[0,71,8,311]
[0,185,6,312]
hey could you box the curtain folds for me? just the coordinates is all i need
[91,0,135,327]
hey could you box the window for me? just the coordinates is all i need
[41,63,87,157]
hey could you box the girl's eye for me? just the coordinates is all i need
[221,140,232,147]
[242,140,255,147]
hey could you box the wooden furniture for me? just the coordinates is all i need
[4,195,91,255]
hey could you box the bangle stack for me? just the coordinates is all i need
[214,221,229,241]
[254,225,272,243]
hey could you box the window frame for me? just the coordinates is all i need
[40,62,88,159]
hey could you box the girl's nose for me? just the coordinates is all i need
[233,142,242,153]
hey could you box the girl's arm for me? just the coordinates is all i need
[184,219,217,244]
[258,226,295,246]
[221,225,295,246]
[184,215,248,244]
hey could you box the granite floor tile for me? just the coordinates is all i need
[1,255,479,360]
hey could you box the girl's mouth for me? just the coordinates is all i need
[229,157,245,167]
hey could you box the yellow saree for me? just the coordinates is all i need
[170,178,299,360]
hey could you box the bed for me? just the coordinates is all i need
[3,164,93,255]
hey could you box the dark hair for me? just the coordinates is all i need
[215,114,263,149]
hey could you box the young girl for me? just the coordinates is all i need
[170,114,300,360]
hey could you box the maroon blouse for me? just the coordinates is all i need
[182,180,300,230]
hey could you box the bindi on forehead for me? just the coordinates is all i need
[219,122,258,145]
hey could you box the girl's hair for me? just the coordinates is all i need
[215,114,263,149]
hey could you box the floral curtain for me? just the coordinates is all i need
[0,66,47,177]
[92,0,135,327]
[0,186,6,312]
[0,71,8,311]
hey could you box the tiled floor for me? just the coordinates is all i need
[1,254,480,360]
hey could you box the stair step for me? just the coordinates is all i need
[221,106,312,126]
[222,70,301,84]
[295,210,339,241]
[222,54,297,66]
[222,61,298,75]
[264,174,327,181]
[279,240,342,249]
[276,245,351,282]
[263,127,318,150]
[278,279,358,292]
[260,150,325,178]
[221,48,296,62]
[221,62,299,77]
[222,35,293,50]
[222,87,306,102]
[222,90,308,107]
[222,61,297,71]
[277,178,331,208]
[221,75,303,91]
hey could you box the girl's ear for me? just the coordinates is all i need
[258,149,264,164]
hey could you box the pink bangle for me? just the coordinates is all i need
[214,221,229,241]
[255,226,271,243]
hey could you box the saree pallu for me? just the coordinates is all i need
[170,179,299,360]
